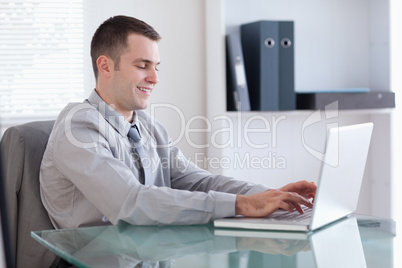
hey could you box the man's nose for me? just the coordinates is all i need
[146,69,159,84]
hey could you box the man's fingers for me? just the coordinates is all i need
[277,201,295,213]
[282,192,313,213]
[279,180,317,195]
[278,201,305,214]
[236,187,315,218]
[308,193,315,203]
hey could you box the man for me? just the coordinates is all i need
[40,15,315,229]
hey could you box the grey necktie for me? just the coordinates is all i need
[128,125,152,185]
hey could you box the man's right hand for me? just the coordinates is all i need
[235,180,316,217]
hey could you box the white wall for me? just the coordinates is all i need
[391,0,402,265]
[391,0,402,222]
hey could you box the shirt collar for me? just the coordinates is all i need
[86,89,132,137]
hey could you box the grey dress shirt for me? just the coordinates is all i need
[40,90,270,229]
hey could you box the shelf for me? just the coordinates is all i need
[296,92,395,110]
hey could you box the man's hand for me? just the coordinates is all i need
[235,180,316,217]
[279,180,316,202]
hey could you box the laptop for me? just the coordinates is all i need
[214,122,374,232]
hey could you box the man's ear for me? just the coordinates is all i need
[97,55,113,78]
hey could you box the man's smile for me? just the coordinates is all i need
[137,86,152,94]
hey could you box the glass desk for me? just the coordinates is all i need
[32,215,395,268]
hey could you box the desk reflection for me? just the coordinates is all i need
[32,216,394,268]
[217,217,366,268]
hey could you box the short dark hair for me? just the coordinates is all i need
[90,15,161,80]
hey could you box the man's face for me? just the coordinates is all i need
[109,33,160,115]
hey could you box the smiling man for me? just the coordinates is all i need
[39,15,315,229]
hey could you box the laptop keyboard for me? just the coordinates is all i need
[268,206,313,223]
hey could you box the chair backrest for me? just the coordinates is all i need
[0,120,60,268]
[1,153,14,268]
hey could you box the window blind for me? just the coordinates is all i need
[0,0,85,122]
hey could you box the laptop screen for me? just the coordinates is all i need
[0,154,14,268]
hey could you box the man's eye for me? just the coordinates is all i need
[136,65,146,70]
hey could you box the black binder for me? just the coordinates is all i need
[226,33,251,111]
[241,21,295,110]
